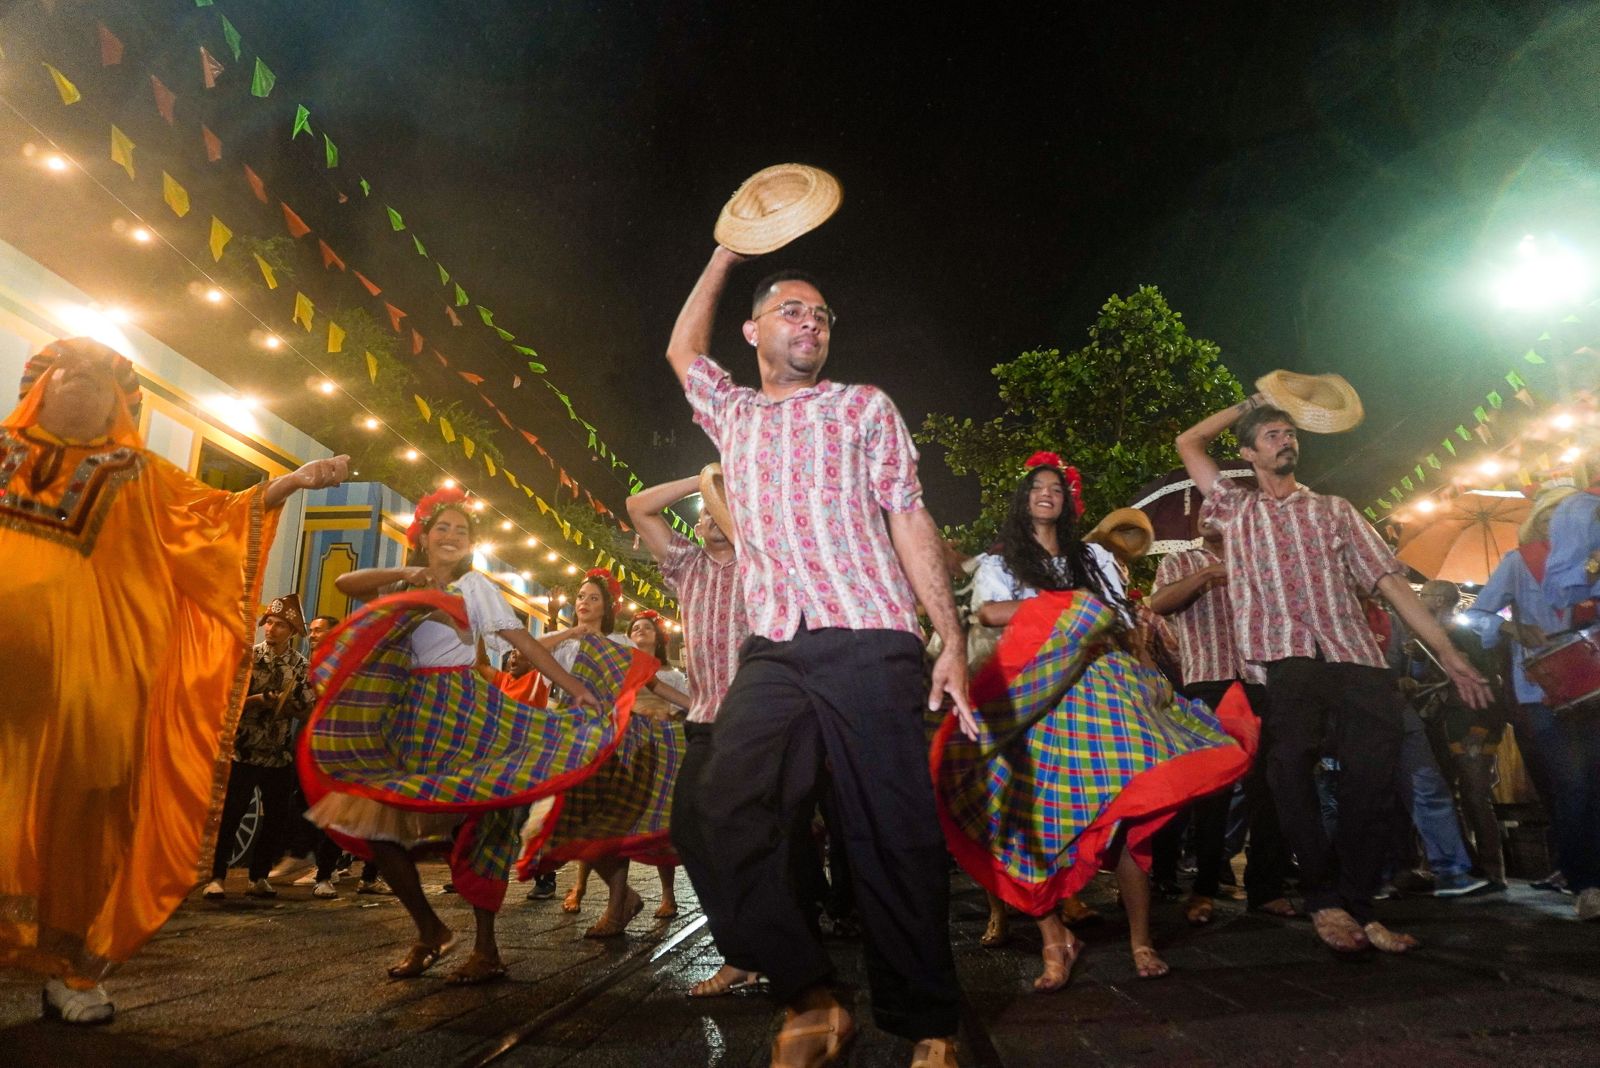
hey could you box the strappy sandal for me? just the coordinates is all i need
[980,911,1009,948]
[654,900,680,919]
[1183,895,1215,926]
[446,952,508,986]
[1131,945,1170,979]
[688,965,765,998]
[1311,908,1370,954]
[583,889,643,938]
[388,936,455,979]
[561,886,584,914]
[1032,936,1082,992]
[1362,921,1420,954]
[911,1036,961,1067]
[770,1004,855,1068]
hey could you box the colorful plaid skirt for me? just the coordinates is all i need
[297,589,656,909]
[933,590,1256,916]
[518,709,686,875]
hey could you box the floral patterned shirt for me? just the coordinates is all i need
[232,642,315,767]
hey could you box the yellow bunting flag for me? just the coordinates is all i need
[43,64,81,105]
[327,320,345,353]
[365,352,378,384]
[292,291,314,331]
[438,417,456,444]
[110,125,135,179]
[208,216,232,261]
[484,454,496,477]
[461,436,476,459]
[253,253,278,289]
[414,395,432,422]
[161,172,190,217]
[504,469,518,488]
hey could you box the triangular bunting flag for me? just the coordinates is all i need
[290,105,312,139]
[433,350,449,366]
[365,352,378,384]
[208,216,232,261]
[250,57,276,98]
[437,263,450,285]
[220,15,242,60]
[1487,390,1503,410]
[99,24,124,66]
[484,454,496,477]
[412,234,427,257]
[386,206,404,231]
[457,371,484,385]
[414,395,432,422]
[327,320,345,353]
[280,202,311,238]
[455,283,469,307]
[360,178,371,196]
[438,417,456,444]
[202,125,222,162]
[318,239,345,270]
[411,329,424,355]
[511,375,522,389]
[292,292,314,331]
[110,126,135,179]
[162,172,190,217]
[494,408,512,429]
[324,134,338,169]
[462,436,476,459]
[43,64,81,105]
[243,164,267,203]
[520,429,539,447]
[150,75,176,124]
[200,46,223,87]
[354,271,381,296]
[385,304,405,332]
[253,253,278,289]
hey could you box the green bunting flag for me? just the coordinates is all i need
[386,206,404,231]
[454,283,469,307]
[1524,349,1546,365]
[359,178,371,196]
[220,16,241,60]
[1443,438,1457,456]
[412,234,427,257]
[477,306,495,326]
[437,263,449,285]
[250,57,276,97]
[324,134,338,168]
[291,105,312,138]
[1487,390,1503,409]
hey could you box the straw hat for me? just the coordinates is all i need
[1085,507,1155,564]
[1255,370,1365,434]
[714,164,842,256]
[1519,485,1578,544]
[698,463,736,546]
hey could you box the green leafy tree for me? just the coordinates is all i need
[920,285,1246,554]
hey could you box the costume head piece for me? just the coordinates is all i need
[4,338,144,445]
[1022,450,1083,518]
[632,608,661,624]
[259,592,307,635]
[585,567,622,602]
[406,486,477,548]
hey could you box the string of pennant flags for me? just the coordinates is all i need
[13,32,690,610]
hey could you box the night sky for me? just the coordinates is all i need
[11,0,1600,525]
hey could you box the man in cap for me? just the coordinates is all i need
[1177,395,1492,955]
[0,338,347,1022]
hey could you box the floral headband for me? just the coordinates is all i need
[1023,450,1084,518]
[406,486,477,547]
[585,567,623,601]
[632,608,661,624]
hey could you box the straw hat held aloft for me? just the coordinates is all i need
[1255,370,1364,434]
[715,164,842,256]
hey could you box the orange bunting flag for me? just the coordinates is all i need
[292,292,315,332]
[243,164,268,203]
[200,46,223,88]
[384,303,406,332]
[327,320,345,353]
[110,125,135,178]
[150,75,176,124]
[433,350,449,367]
[365,352,378,384]
[438,417,456,444]
[618,519,631,534]
[353,270,381,296]
[462,437,476,459]
[253,253,278,289]
[411,329,424,355]
[161,172,190,217]
[444,305,462,327]
[457,371,484,385]
[519,429,539,447]
[99,24,124,66]
[44,64,81,105]
[495,408,513,429]
[280,202,311,238]
[208,217,232,261]
[202,125,222,162]
[318,239,345,270]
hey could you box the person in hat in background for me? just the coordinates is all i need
[203,595,319,901]
[0,337,348,1023]
[1177,393,1493,955]
[935,453,1255,992]
[1471,485,1600,921]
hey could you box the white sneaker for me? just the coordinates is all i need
[202,880,225,900]
[245,877,277,898]
[292,871,319,887]
[267,853,315,880]
[42,979,114,1024]
[312,880,338,899]
[1577,887,1600,921]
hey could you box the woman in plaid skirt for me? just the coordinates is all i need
[299,489,653,985]
[932,454,1256,992]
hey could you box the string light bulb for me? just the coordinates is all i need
[500,519,513,531]
[525,536,538,548]
[545,551,558,562]
[262,335,282,350]
[1478,459,1501,478]
[403,448,419,461]
[44,154,68,172]
[442,478,457,489]
[131,227,152,244]
[204,287,225,304]
[565,564,578,575]
[362,416,380,430]
[317,379,336,395]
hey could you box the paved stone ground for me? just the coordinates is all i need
[3,862,1598,1067]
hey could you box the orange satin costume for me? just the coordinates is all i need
[0,375,278,981]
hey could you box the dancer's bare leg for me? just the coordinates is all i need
[1116,847,1169,978]
[562,860,590,912]
[655,864,679,917]
[584,857,642,936]
[370,841,451,947]
[981,890,1009,946]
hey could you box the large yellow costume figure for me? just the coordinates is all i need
[0,338,345,1023]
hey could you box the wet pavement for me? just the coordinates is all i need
[3,862,1598,1067]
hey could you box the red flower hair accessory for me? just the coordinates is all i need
[585,567,622,601]
[406,486,476,547]
[633,608,661,623]
[1023,450,1084,518]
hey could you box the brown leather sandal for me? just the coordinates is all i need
[911,1036,961,1067]
[1131,945,1170,979]
[583,888,643,938]
[688,965,765,998]
[1033,936,1083,992]
[771,1004,855,1068]
[446,951,508,986]
[980,910,1009,948]
[387,937,455,979]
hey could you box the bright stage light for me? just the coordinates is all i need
[1493,235,1591,310]
[201,394,260,435]
[44,154,68,172]
[471,499,487,512]
[1561,446,1583,463]
[204,287,225,304]
[262,335,283,350]
[47,301,136,356]
[1416,498,1437,514]
[1552,411,1576,431]
[104,307,132,324]
[520,570,532,580]
[316,379,336,395]
[131,227,152,244]
[1479,459,1501,478]
[565,564,578,575]
[442,478,457,489]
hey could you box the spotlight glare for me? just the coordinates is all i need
[317,379,336,395]
[131,227,152,244]
[44,154,68,172]
[500,519,513,531]
[1561,446,1583,463]
[1416,498,1437,514]
[471,499,487,512]
[520,569,532,580]
[204,287,225,304]
[104,306,132,324]
[1493,235,1592,310]
[565,564,578,575]
[525,536,538,548]
[1553,411,1576,431]
[442,478,457,489]
[403,448,420,461]
[363,416,380,430]
[1478,459,1501,478]
[545,551,558,562]
[263,335,282,350]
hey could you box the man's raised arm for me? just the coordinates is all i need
[1176,393,1264,497]
[625,474,702,564]
[666,246,746,388]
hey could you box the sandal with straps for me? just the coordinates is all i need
[980,910,1009,948]
[771,1004,856,1068]
[1033,936,1083,992]
[911,1037,961,1067]
[689,965,765,998]
[584,888,643,939]
[1131,944,1170,979]
[446,951,508,986]
[388,936,455,979]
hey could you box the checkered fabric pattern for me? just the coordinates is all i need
[938,593,1242,888]
[305,594,643,810]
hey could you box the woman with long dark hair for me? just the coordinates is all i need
[934,453,1254,991]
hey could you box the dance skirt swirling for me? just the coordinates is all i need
[298,589,656,909]
[517,710,687,876]
[932,590,1256,916]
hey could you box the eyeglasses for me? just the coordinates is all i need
[755,299,836,329]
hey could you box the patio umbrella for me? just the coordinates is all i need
[1394,492,1530,585]
[1129,467,1257,555]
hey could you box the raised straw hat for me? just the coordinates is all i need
[1255,370,1365,434]
[1085,507,1155,565]
[714,164,842,256]
[698,462,736,547]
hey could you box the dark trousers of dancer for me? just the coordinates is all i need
[1183,681,1290,906]
[1263,658,1405,922]
[698,626,961,1041]
[210,762,297,882]
[670,721,759,971]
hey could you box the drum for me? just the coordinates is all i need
[1524,625,1600,712]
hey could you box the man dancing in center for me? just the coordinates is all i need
[666,245,975,1067]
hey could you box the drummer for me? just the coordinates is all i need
[1470,486,1600,922]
